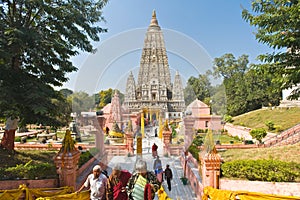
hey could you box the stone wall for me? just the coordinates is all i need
[0,179,58,190]
[221,179,300,197]
[224,123,252,140]
[180,153,203,199]
[105,144,128,157]
[164,144,183,156]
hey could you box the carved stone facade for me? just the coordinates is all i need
[124,10,185,119]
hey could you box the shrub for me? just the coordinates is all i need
[250,128,267,143]
[78,151,93,167]
[192,135,204,146]
[274,125,283,133]
[197,129,205,133]
[188,145,200,161]
[2,161,56,180]
[221,129,227,134]
[233,136,240,141]
[265,121,275,131]
[244,140,254,145]
[224,115,233,123]
[78,148,100,167]
[221,159,300,182]
[14,136,21,142]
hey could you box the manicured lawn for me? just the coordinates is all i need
[232,107,300,132]
[197,133,242,144]
[219,143,300,164]
[0,149,58,169]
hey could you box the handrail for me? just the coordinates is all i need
[263,123,300,147]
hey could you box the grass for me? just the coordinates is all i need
[219,143,300,164]
[0,149,58,169]
[196,133,242,144]
[232,107,300,132]
[212,134,242,144]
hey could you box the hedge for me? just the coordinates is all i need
[221,159,300,182]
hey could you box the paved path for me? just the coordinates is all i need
[77,126,198,199]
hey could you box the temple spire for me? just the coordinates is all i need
[150,9,159,27]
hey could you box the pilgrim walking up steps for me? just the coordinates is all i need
[106,164,132,200]
[164,164,173,192]
[77,165,107,200]
[152,143,158,158]
[126,159,160,200]
[153,156,163,183]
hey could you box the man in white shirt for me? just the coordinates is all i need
[77,165,107,200]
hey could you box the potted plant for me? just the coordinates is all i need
[180,177,188,185]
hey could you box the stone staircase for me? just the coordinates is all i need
[263,123,300,147]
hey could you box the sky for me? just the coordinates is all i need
[61,0,273,95]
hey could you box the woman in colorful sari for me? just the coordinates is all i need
[127,159,160,200]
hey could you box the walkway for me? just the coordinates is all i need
[76,126,198,199]
[106,127,198,199]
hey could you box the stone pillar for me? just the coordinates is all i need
[125,133,134,155]
[54,150,81,188]
[200,147,221,189]
[90,130,104,155]
[97,116,106,156]
[162,130,172,154]
[162,130,172,145]
[183,115,195,177]
[183,116,195,150]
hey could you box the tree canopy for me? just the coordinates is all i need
[212,53,281,116]
[98,89,124,109]
[0,0,108,126]
[68,91,95,115]
[242,0,300,99]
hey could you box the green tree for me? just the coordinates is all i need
[98,89,124,109]
[213,54,250,116]
[183,84,197,106]
[60,89,73,98]
[250,128,267,143]
[68,91,95,115]
[184,71,213,106]
[210,84,227,116]
[99,88,113,109]
[187,72,212,101]
[0,0,107,150]
[242,0,300,100]
[212,53,281,116]
[244,66,281,108]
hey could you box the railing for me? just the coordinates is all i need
[104,144,128,156]
[164,144,183,156]
[263,123,300,147]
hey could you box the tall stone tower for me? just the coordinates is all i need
[124,10,185,120]
[109,90,122,125]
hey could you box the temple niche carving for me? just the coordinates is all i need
[124,10,185,119]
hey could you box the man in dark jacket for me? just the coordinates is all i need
[164,164,173,191]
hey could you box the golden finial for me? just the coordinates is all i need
[152,9,156,18]
[150,9,159,26]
